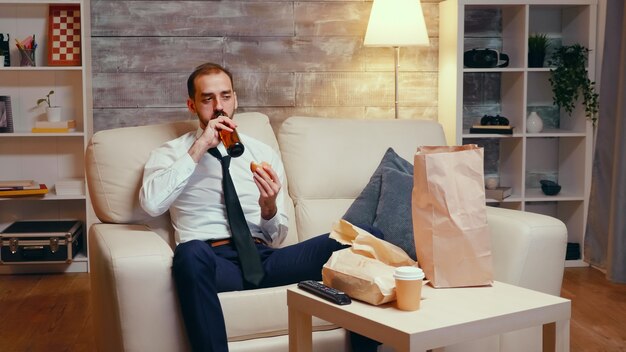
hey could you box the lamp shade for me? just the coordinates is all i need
[364,0,430,47]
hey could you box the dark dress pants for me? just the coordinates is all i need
[172,229,382,352]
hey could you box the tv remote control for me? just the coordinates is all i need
[297,280,352,305]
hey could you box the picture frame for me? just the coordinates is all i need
[0,96,14,133]
[47,4,82,66]
[1,33,10,67]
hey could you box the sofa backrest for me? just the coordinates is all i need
[85,113,448,246]
[85,112,299,246]
[278,116,447,241]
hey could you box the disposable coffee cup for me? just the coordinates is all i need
[394,266,425,311]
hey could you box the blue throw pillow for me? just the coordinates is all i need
[372,167,416,260]
[342,147,413,228]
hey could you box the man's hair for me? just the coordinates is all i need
[187,62,234,99]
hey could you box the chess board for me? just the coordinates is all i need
[47,4,81,66]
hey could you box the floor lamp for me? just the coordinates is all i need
[364,0,430,119]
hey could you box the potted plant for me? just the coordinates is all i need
[548,44,599,125]
[528,33,550,68]
[36,90,62,121]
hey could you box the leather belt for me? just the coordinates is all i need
[208,237,267,248]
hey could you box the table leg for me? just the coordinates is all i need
[542,322,556,352]
[289,306,312,352]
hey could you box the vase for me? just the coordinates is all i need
[526,111,543,133]
[46,107,62,122]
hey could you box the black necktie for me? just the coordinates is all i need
[208,148,265,287]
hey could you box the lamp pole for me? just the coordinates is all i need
[363,0,429,120]
[394,46,400,119]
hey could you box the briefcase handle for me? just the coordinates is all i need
[22,246,45,259]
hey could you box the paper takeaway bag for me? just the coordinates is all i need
[322,220,417,305]
[412,145,493,288]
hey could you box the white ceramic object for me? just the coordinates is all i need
[46,106,62,122]
[485,176,499,190]
[0,56,5,67]
[526,111,544,133]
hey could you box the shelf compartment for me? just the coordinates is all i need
[525,200,586,253]
[527,71,588,133]
[525,136,586,195]
[0,199,86,229]
[463,71,524,130]
[0,137,85,188]
[0,2,84,68]
[0,70,85,133]
[464,5,526,69]
[464,136,524,200]
[529,5,593,51]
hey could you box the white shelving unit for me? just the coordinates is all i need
[439,0,597,267]
[0,0,93,273]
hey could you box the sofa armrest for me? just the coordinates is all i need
[89,223,188,352]
[487,206,567,296]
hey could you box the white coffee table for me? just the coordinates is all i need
[287,281,570,352]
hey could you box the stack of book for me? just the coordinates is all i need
[55,178,85,196]
[469,125,514,135]
[31,119,76,133]
[0,179,48,197]
[485,186,512,201]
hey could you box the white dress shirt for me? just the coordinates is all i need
[140,128,289,246]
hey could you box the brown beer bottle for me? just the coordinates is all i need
[215,111,245,157]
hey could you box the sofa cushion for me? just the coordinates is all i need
[373,167,416,260]
[85,112,303,246]
[86,119,198,225]
[219,284,336,341]
[278,117,446,242]
[342,148,413,228]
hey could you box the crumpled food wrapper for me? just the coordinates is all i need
[322,220,417,305]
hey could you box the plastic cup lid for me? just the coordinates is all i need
[393,266,425,280]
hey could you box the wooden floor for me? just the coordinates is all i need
[0,267,624,351]
[560,267,626,351]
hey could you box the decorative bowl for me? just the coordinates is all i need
[540,180,561,196]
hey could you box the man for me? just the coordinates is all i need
[140,63,379,351]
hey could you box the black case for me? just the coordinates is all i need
[0,220,83,264]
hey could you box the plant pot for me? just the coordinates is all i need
[46,107,62,122]
[528,51,545,68]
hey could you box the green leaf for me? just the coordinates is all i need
[548,44,599,125]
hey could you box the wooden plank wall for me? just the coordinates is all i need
[91,0,442,133]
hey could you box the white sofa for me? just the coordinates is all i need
[85,112,568,352]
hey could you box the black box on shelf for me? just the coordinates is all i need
[0,220,83,264]
[566,242,581,261]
